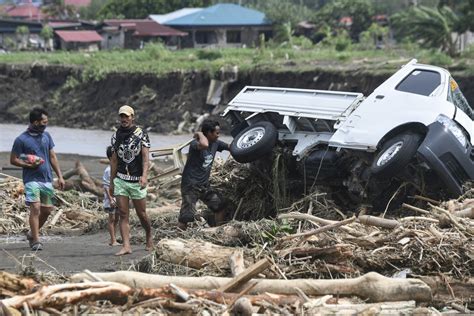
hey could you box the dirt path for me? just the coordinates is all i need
[0,230,150,275]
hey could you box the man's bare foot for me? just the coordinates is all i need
[177,222,187,230]
[145,239,154,251]
[109,241,120,246]
[115,247,132,256]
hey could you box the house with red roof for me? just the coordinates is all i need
[102,19,186,50]
[5,3,44,21]
[55,30,102,51]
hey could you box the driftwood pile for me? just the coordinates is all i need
[0,175,106,235]
[0,156,473,314]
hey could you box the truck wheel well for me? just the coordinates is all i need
[377,123,427,150]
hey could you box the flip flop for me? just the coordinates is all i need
[31,242,43,251]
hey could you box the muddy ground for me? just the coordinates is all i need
[0,152,176,275]
[0,231,150,274]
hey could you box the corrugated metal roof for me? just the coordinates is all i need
[164,3,271,27]
[149,8,202,24]
[7,4,42,18]
[55,30,102,42]
[48,21,82,28]
[104,19,186,37]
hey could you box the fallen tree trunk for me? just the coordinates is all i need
[71,271,432,303]
[155,238,241,269]
[54,161,103,197]
[305,300,423,314]
[1,281,301,310]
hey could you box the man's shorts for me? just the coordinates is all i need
[113,178,147,200]
[25,182,54,207]
[178,184,223,224]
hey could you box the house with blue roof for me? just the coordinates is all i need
[153,3,272,49]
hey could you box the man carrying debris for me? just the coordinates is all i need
[109,105,153,256]
[10,108,65,251]
[178,119,229,230]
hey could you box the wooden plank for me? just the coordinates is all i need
[218,258,270,293]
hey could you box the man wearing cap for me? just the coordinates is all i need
[109,105,153,256]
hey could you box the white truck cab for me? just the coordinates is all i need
[224,59,474,199]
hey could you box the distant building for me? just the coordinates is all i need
[102,19,187,50]
[455,31,474,53]
[5,3,44,20]
[158,3,272,48]
[150,8,203,24]
[0,18,42,49]
[55,30,102,51]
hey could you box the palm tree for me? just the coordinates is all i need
[16,26,29,50]
[40,25,54,51]
[392,5,459,56]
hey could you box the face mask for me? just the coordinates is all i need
[28,124,47,134]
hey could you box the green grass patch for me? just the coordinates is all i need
[0,44,471,81]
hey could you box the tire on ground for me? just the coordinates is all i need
[371,132,423,178]
[230,121,277,163]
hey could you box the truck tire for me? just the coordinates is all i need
[230,122,277,163]
[371,132,423,178]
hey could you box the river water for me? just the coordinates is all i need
[0,124,232,157]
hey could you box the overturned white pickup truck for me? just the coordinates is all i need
[223,59,474,204]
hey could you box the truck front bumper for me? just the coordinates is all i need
[417,121,474,197]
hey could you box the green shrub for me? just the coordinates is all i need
[426,51,453,67]
[196,49,222,60]
[291,36,313,49]
[143,43,170,59]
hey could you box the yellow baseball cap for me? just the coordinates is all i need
[118,105,134,116]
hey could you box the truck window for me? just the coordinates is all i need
[396,70,441,96]
[448,78,474,120]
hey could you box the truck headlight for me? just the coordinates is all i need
[436,115,467,147]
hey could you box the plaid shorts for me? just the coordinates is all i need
[178,184,223,224]
[25,181,54,207]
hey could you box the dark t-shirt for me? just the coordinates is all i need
[111,126,150,182]
[11,131,55,184]
[181,139,228,187]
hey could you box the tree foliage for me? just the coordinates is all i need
[315,0,374,40]
[392,5,460,56]
[40,25,54,40]
[78,0,109,20]
[439,0,474,33]
[97,0,212,19]
[42,0,78,19]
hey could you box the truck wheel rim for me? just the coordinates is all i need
[237,127,265,149]
[377,141,404,166]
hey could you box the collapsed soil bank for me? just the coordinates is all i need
[1,63,472,133]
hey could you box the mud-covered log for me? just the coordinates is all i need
[0,272,37,296]
[155,238,240,269]
[54,161,103,197]
[275,244,353,262]
[71,271,432,303]
[358,215,400,229]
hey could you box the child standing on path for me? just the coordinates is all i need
[103,146,120,246]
